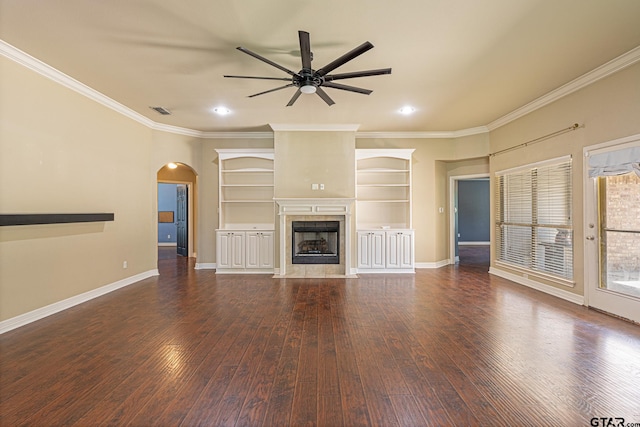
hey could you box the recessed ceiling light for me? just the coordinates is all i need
[167,162,178,169]
[213,107,231,115]
[398,106,416,115]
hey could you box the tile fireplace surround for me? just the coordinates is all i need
[274,198,356,278]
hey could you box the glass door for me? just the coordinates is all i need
[584,137,640,323]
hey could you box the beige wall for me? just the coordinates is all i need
[274,131,356,199]
[0,56,157,321]
[0,57,205,322]
[357,135,490,264]
[489,61,640,296]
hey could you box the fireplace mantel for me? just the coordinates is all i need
[274,198,356,277]
[274,198,355,216]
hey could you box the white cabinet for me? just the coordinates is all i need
[358,231,386,269]
[357,229,414,272]
[246,231,274,269]
[386,230,414,269]
[215,149,275,273]
[216,230,273,272]
[216,231,245,269]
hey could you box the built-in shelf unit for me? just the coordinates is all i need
[356,149,415,272]
[215,149,275,273]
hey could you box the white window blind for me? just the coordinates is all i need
[495,157,573,280]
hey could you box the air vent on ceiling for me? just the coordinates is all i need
[149,106,171,115]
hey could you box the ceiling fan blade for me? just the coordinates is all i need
[299,31,312,70]
[322,82,372,95]
[236,47,297,76]
[224,75,292,81]
[315,87,335,106]
[286,89,302,106]
[315,41,374,77]
[324,68,392,81]
[248,84,294,98]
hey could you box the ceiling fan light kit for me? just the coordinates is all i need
[224,30,391,106]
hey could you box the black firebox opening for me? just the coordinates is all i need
[292,221,339,264]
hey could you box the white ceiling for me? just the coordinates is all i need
[2,0,640,133]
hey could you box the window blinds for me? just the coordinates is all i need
[495,157,573,280]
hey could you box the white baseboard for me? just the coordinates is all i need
[489,267,584,305]
[194,263,216,270]
[0,269,159,335]
[415,259,450,269]
[458,241,490,246]
[158,242,177,247]
[356,268,415,274]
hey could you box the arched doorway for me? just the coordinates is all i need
[157,163,198,262]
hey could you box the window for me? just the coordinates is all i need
[495,156,573,281]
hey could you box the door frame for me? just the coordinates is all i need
[583,133,640,322]
[449,173,490,264]
[158,180,195,258]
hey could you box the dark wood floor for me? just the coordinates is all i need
[2,251,640,426]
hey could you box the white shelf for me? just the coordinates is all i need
[356,149,414,230]
[216,149,275,230]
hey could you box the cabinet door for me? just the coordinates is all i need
[398,231,414,269]
[230,232,245,268]
[246,231,274,269]
[386,231,414,269]
[358,232,372,268]
[258,231,274,269]
[217,231,245,269]
[216,232,233,269]
[245,232,260,268]
[358,231,386,269]
[370,231,386,269]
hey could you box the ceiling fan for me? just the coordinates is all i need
[224,30,391,106]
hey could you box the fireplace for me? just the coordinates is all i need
[292,221,339,264]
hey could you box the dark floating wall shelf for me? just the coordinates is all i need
[0,213,115,226]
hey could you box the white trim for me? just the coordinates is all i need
[4,39,638,139]
[0,269,159,334]
[356,127,490,139]
[449,173,491,266]
[270,123,359,132]
[489,267,583,305]
[458,241,490,246]
[0,39,155,129]
[356,148,415,161]
[158,242,177,247]
[415,260,450,269]
[194,263,216,270]
[488,45,640,130]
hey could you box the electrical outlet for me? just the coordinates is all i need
[167,234,171,239]
[123,261,128,269]
[320,184,325,190]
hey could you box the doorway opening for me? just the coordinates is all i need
[157,163,197,264]
[450,174,490,266]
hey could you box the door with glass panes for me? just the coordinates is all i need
[584,137,640,323]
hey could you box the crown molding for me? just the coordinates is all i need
[488,45,640,130]
[4,38,638,139]
[269,123,360,132]
[199,131,274,139]
[0,39,156,129]
[356,126,489,139]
